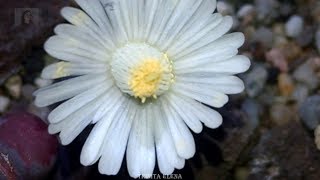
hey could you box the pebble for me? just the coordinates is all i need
[315,126,320,150]
[285,15,304,38]
[265,48,288,72]
[316,29,320,53]
[237,4,255,19]
[0,95,10,113]
[255,0,279,21]
[277,73,294,97]
[293,59,319,90]
[244,64,268,97]
[292,84,309,105]
[217,1,234,16]
[270,103,296,126]
[253,27,274,48]
[299,95,320,130]
[22,84,37,101]
[4,75,22,99]
[241,99,261,129]
[34,77,52,88]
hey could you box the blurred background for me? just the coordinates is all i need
[0,0,320,179]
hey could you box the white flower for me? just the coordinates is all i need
[34,0,250,178]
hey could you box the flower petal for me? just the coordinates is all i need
[160,98,196,159]
[34,74,107,107]
[80,95,126,166]
[98,98,136,175]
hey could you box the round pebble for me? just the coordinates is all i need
[285,15,304,38]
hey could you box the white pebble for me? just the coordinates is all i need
[237,4,254,18]
[35,78,53,88]
[285,15,304,38]
[0,96,10,113]
[217,1,234,15]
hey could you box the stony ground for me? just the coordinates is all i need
[0,0,320,179]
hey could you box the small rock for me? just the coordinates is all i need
[270,103,297,126]
[316,29,320,53]
[4,75,22,99]
[315,126,320,150]
[285,15,304,38]
[296,26,314,47]
[0,95,10,113]
[34,77,52,88]
[277,73,294,97]
[237,4,255,19]
[241,99,261,129]
[299,95,320,130]
[217,1,234,16]
[255,0,279,21]
[265,48,288,72]
[22,84,37,101]
[253,27,274,48]
[244,65,268,97]
[293,58,320,90]
[292,84,309,105]
[0,112,58,179]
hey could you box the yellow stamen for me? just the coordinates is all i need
[129,59,164,103]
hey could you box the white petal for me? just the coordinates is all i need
[80,95,126,166]
[126,105,156,178]
[98,99,136,175]
[54,23,109,52]
[172,16,233,59]
[167,13,223,57]
[152,101,185,173]
[34,74,106,107]
[175,75,245,94]
[147,0,180,45]
[169,93,223,129]
[172,82,229,108]
[157,0,203,51]
[165,95,203,133]
[75,0,116,48]
[48,81,112,123]
[41,62,108,79]
[92,87,125,123]
[48,92,110,145]
[175,55,251,76]
[44,36,109,62]
[160,98,196,159]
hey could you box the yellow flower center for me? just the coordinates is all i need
[129,60,164,103]
[111,43,174,103]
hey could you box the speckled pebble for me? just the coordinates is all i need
[285,15,304,38]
